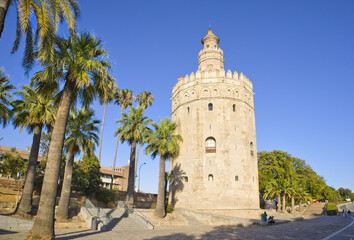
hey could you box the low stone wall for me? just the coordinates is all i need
[115,192,157,208]
[31,195,83,208]
[176,208,256,226]
[0,215,33,231]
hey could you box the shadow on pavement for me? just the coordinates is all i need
[148,233,195,240]
[145,216,341,240]
[55,229,101,240]
[0,228,18,235]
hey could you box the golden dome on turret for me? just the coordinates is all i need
[201,27,220,44]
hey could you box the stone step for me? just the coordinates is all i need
[104,209,147,231]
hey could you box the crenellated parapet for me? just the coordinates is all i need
[172,68,254,113]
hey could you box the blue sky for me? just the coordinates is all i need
[0,0,353,193]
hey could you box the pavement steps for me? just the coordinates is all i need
[105,208,147,231]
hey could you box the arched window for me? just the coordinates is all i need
[235,175,239,181]
[205,137,216,153]
[208,174,213,182]
[187,107,190,114]
[250,142,254,157]
[233,104,236,112]
[208,103,213,111]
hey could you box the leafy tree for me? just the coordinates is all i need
[145,118,182,218]
[57,107,100,220]
[72,154,101,195]
[111,88,134,189]
[28,32,113,239]
[135,91,154,183]
[323,186,341,202]
[0,151,26,178]
[337,187,352,200]
[13,85,56,216]
[0,0,79,71]
[0,68,14,127]
[115,107,151,207]
[39,131,51,156]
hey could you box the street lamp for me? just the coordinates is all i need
[138,162,146,192]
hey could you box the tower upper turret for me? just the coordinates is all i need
[198,28,224,72]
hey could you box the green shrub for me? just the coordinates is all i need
[326,202,338,216]
[166,204,174,213]
[326,202,338,211]
[95,190,115,204]
[150,202,157,209]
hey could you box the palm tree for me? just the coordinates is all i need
[263,180,282,212]
[134,91,154,184]
[0,68,14,127]
[0,0,79,71]
[145,119,182,218]
[111,88,134,190]
[56,107,99,220]
[279,179,295,213]
[293,186,309,212]
[115,107,151,207]
[13,85,56,216]
[27,32,113,240]
[98,81,116,164]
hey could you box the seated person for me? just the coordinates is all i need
[267,216,275,225]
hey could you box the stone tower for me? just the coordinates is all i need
[170,29,259,217]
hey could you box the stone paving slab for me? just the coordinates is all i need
[0,215,352,240]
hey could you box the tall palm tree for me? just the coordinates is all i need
[145,119,182,218]
[111,88,133,190]
[279,179,295,213]
[0,0,79,71]
[293,186,309,212]
[27,32,113,240]
[134,91,154,184]
[0,68,14,127]
[56,107,99,220]
[115,107,151,207]
[98,81,116,164]
[263,180,282,212]
[13,85,56,216]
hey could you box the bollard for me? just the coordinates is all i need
[91,216,98,230]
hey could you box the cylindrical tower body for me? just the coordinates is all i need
[170,29,259,217]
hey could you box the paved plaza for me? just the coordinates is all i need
[1,214,353,240]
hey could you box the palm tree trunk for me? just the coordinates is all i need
[134,108,145,191]
[17,123,43,216]
[282,194,286,213]
[291,196,295,214]
[56,149,74,220]
[299,199,302,212]
[98,102,107,164]
[135,143,140,187]
[28,80,74,240]
[0,0,11,39]
[277,194,281,212]
[155,155,166,218]
[111,110,123,190]
[126,139,137,208]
